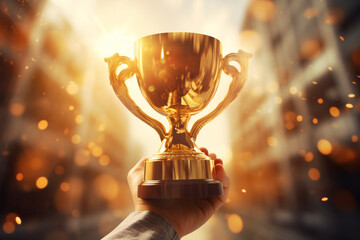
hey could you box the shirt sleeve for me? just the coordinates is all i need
[102,211,180,240]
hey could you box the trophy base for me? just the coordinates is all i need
[138,179,223,199]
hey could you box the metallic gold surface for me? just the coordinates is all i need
[144,150,214,180]
[135,32,222,115]
[104,54,166,140]
[105,32,251,197]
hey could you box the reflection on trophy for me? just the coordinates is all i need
[105,32,251,199]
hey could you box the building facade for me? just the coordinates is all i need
[0,1,132,239]
[229,0,360,239]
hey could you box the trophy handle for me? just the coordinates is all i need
[190,50,252,141]
[105,53,166,140]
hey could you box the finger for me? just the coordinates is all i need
[209,153,217,160]
[208,164,230,209]
[215,163,230,188]
[200,147,208,156]
[214,158,223,165]
[127,158,147,189]
[207,164,229,211]
[133,158,147,171]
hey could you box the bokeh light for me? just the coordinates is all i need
[249,0,276,22]
[1,0,359,239]
[329,106,340,117]
[38,120,49,130]
[317,139,332,155]
[9,103,25,116]
[227,214,244,234]
[308,168,321,181]
[15,217,22,225]
[36,176,48,189]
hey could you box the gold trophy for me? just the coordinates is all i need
[105,32,251,199]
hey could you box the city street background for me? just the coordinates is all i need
[1,0,359,239]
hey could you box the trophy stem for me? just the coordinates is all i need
[163,112,195,151]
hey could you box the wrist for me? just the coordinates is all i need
[135,204,183,238]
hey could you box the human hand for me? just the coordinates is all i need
[127,148,230,238]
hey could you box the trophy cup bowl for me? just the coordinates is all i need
[105,32,251,199]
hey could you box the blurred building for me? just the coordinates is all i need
[225,0,360,239]
[0,0,133,239]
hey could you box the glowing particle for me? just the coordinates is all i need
[31,57,36,62]
[339,36,344,41]
[71,134,81,144]
[74,149,90,166]
[88,142,95,149]
[328,66,333,71]
[300,39,322,60]
[69,105,74,111]
[227,214,243,234]
[66,81,78,95]
[2,221,15,234]
[321,197,328,202]
[308,168,320,181]
[241,189,246,193]
[25,66,29,70]
[92,146,103,157]
[38,120,48,130]
[317,139,332,155]
[289,86,298,95]
[98,124,106,132]
[249,0,276,22]
[99,154,110,166]
[36,176,48,189]
[348,93,355,98]
[9,103,25,116]
[329,106,340,117]
[351,135,358,143]
[296,115,303,122]
[312,81,318,85]
[285,122,295,130]
[75,114,84,124]
[304,152,314,162]
[346,103,353,109]
[15,216,21,225]
[60,182,70,192]
[312,118,318,124]
[317,98,323,104]
[16,173,24,181]
[275,96,283,104]
[267,136,278,147]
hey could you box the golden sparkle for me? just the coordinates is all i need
[317,139,332,155]
[38,120,48,130]
[36,176,48,189]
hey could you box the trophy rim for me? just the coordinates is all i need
[135,32,222,45]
